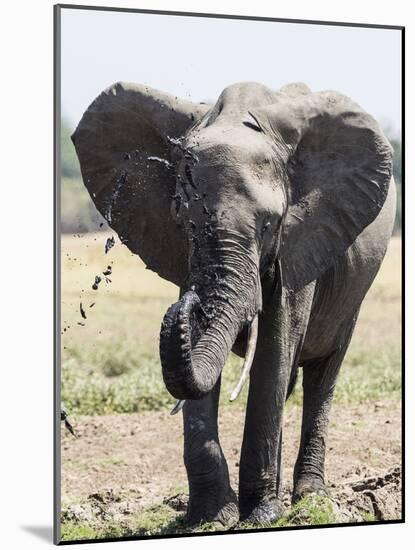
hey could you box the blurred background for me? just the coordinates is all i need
[61,9,402,234]
[61,118,401,234]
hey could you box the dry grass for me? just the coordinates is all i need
[61,232,177,349]
[60,233,401,413]
[61,233,401,352]
[351,237,401,352]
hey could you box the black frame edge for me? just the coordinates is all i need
[55,3,404,31]
[53,3,62,546]
[400,25,405,524]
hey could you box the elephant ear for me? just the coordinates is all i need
[250,91,393,291]
[71,81,210,286]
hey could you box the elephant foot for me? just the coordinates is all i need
[292,477,329,504]
[186,487,239,528]
[239,497,284,526]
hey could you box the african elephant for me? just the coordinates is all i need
[72,81,396,527]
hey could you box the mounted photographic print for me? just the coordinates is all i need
[54,4,404,544]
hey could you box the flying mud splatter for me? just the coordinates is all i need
[92,275,102,291]
[105,237,115,254]
[80,302,87,320]
[106,173,127,225]
[61,408,77,438]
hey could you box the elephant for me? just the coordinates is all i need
[72,80,396,527]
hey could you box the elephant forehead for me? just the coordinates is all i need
[218,81,277,106]
[184,125,268,165]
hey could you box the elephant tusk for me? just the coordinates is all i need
[170,399,186,416]
[229,314,258,402]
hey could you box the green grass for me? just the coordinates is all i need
[276,495,337,526]
[235,496,338,531]
[361,511,376,522]
[290,347,401,407]
[61,341,250,415]
[62,344,173,415]
[132,505,186,536]
[60,503,185,541]
[61,493,367,541]
[61,341,400,416]
[60,522,98,542]
[61,520,132,541]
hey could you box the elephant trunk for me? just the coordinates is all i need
[160,289,246,400]
[160,246,261,400]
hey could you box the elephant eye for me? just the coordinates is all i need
[243,120,262,133]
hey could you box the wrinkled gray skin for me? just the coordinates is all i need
[72,81,396,527]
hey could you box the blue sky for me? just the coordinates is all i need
[61,8,402,135]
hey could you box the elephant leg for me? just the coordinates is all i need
[183,376,238,527]
[238,348,289,524]
[293,318,358,503]
[239,283,315,524]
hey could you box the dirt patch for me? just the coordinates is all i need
[61,399,401,528]
[161,465,402,524]
[62,488,143,525]
[332,466,401,522]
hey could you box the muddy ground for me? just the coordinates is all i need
[61,398,402,532]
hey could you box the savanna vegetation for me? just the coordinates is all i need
[61,233,401,417]
[60,230,401,540]
[59,117,402,540]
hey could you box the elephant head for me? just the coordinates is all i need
[72,81,392,402]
